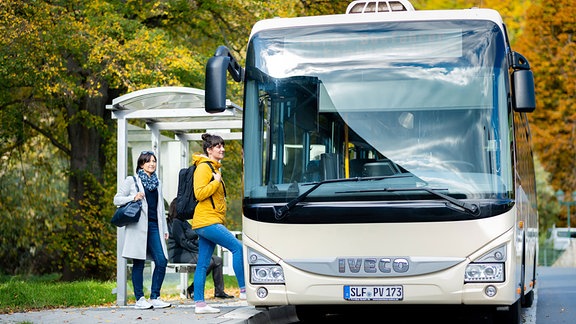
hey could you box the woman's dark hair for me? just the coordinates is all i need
[136,151,156,173]
[202,133,225,154]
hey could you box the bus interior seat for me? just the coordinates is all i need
[303,160,321,182]
[363,160,401,176]
[321,153,340,180]
[349,159,376,177]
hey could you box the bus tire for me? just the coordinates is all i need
[494,300,521,324]
[522,289,535,308]
[295,305,326,322]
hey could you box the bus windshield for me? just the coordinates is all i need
[242,20,512,206]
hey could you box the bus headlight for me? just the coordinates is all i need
[464,263,504,282]
[251,265,285,283]
[464,244,506,282]
[248,247,285,284]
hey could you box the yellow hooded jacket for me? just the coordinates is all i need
[190,154,227,229]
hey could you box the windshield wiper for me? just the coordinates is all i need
[361,187,480,216]
[275,181,480,220]
[274,175,412,220]
[402,187,479,215]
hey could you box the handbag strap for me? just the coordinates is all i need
[132,176,141,192]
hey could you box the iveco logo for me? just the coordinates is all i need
[338,258,409,274]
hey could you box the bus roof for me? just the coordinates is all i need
[250,8,505,39]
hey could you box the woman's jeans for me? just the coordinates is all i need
[132,221,168,300]
[194,224,245,302]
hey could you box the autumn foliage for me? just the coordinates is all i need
[0,0,573,279]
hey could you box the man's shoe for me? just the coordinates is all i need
[186,284,194,299]
[134,296,153,309]
[149,298,171,309]
[195,304,220,314]
[239,292,246,300]
[214,292,234,299]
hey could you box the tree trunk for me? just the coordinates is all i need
[61,80,111,281]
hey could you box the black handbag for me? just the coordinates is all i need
[111,176,142,227]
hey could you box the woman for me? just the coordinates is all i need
[192,133,245,314]
[113,150,171,310]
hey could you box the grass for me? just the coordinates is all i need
[0,272,240,314]
[0,274,117,314]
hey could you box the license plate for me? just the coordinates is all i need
[344,285,403,301]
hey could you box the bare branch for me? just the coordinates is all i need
[23,118,71,157]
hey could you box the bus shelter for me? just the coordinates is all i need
[106,86,242,306]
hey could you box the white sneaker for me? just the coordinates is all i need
[195,304,220,314]
[134,296,153,309]
[149,298,171,309]
[239,292,246,300]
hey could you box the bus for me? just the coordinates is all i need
[205,1,538,322]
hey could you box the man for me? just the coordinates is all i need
[167,199,234,299]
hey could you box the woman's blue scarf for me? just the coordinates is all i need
[137,169,159,191]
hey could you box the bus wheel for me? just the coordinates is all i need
[295,305,326,322]
[494,300,521,324]
[522,289,535,308]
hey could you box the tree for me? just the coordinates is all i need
[3,0,569,280]
[0,0,303,280]
[0,0,205,280]
[514,0,576,193]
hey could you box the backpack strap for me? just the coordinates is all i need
[205,162,226,198]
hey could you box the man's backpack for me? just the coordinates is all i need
[175,161,215,220]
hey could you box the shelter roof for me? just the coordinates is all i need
[106,86,242,140]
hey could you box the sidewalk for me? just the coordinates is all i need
[0,269,299,324]
[0,299,299,324]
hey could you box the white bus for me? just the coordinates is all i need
[205,1,538,323]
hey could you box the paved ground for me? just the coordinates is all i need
[2,241,575,324]
[0,298,299,324]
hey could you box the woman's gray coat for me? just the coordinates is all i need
[113,175,169,261]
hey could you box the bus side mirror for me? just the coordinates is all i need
[205,55,230,113]
[510,52,536,113]
[205,46,244,113]
[512,69,536,113]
